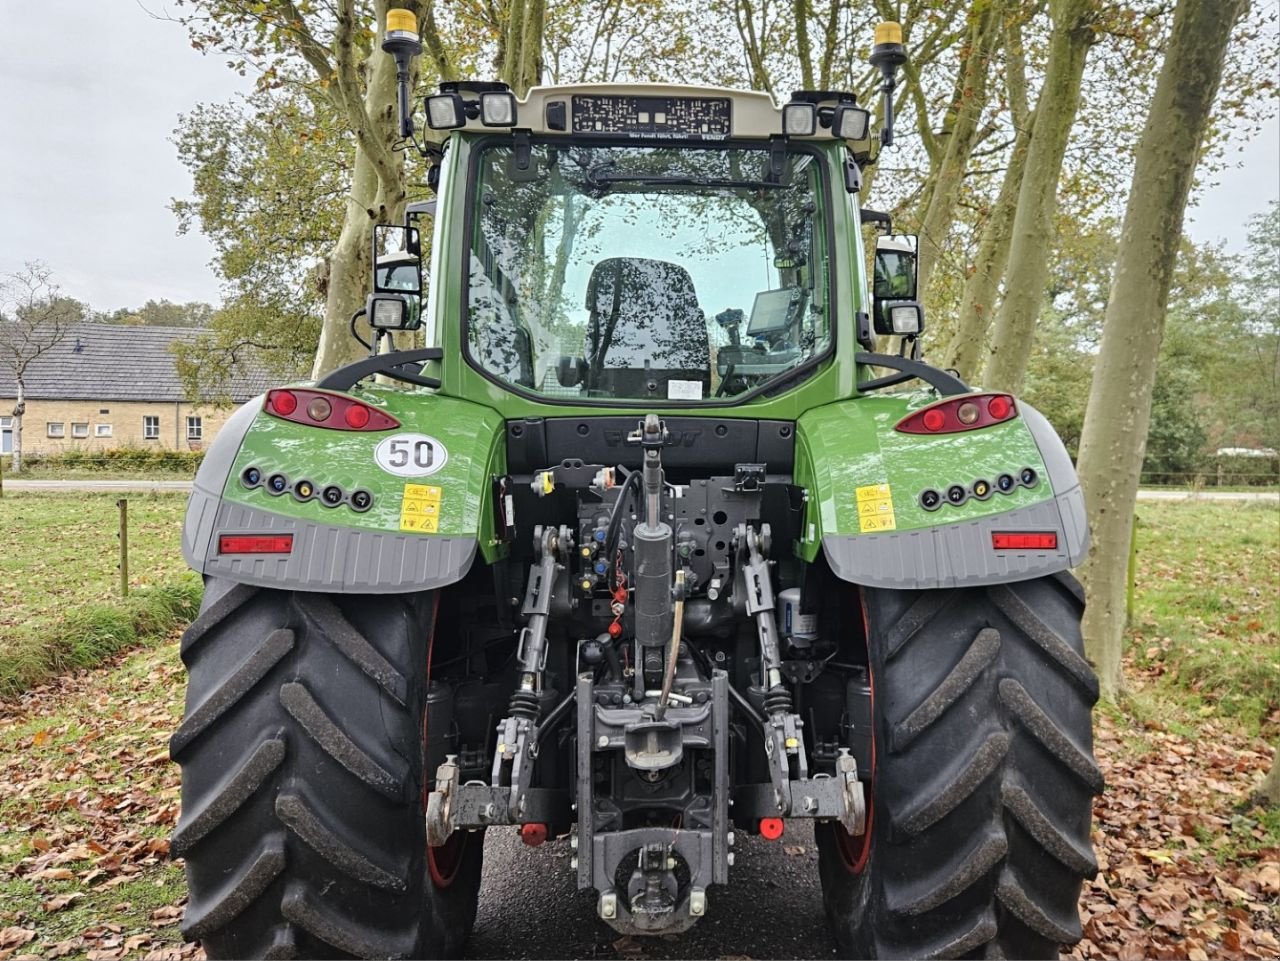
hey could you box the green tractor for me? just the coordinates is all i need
[170,12,1101,960]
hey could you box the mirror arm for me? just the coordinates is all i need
[855,352,968,396]
[860,208,892,232]
[316,347,445,392]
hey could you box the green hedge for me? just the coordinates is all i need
[10,447,206,474]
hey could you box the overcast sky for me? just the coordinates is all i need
[0,0,1276,313]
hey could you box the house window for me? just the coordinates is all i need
[47,422,65,438]
[72,423,89,438]
[95,424,112,438]
[143,416,160,440]
[187,416,203,441]
[1,416,10,455]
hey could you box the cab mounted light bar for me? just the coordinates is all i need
[784,91,870,142]
[426,82,519,130]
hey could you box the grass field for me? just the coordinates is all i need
[0,498,1274,959]
[1126,500,1279,737]
[0,493,198,696]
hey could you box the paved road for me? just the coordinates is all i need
[7,478,1279,503]
[466,822,837,960]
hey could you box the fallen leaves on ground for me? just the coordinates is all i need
[0,636,202,961]
[0,636,1276,959]
[1070,705,1278,961]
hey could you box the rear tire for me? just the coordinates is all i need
[170,579,483,959]
[817,573,1102,959]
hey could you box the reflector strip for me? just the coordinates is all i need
[991,532,1058,550]
[219,534,294,554]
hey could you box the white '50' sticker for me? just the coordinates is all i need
[374,433,448,476]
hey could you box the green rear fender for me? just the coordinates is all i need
[182,388,507,593]
[794,394,1088,589]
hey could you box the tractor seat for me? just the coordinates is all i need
[584,257,710,399]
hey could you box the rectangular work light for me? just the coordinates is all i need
[426,93,466,129]
[368,294,410,329]
[833,104,871,140]
[480,91,518,126]
[782,102,816,136]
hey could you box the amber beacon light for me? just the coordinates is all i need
[383,10,423,137]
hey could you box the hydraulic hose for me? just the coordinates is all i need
[602,468,642,584]
[655,570,686,721]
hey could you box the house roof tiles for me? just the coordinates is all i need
[0,323,273,403]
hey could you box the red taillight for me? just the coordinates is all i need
[991,532,1058,551]
[759,817,785,840]
[896,393,1018,434]
[218,534,294,554]
[264,389,399,431]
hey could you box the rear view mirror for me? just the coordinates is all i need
[372,224,423,295]
[368,224,424,331]
[872,234,924,337]
[873,234,917,300]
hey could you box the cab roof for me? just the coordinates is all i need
[436,82,871,145]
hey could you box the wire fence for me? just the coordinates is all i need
[1139,468,1280,490]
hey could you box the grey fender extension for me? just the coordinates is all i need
[823,486,1089,590]
[183,486,476,593]
[181,396,476,594]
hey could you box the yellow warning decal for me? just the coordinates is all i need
[400,484,443,533]
[855,483,896,533]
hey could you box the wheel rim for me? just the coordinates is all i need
[421,595,465,889]
[833,805,873,874]
[833,586,876,875]
[428,832,468,888]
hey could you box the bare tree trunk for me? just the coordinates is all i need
[496,0,546,96]
[940,115,1032,382]
[915,1,1002,299]
[313,146,382,377]
[1075,0,1245,699]
[940,7,1033,382]
[11,382,23,474]
[793,0,815,89]
[312,0,412,377]
[982,0,1095,393]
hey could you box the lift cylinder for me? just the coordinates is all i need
[633,522,674,652]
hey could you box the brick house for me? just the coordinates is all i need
[0,324,273,457]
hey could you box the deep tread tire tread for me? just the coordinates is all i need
[279,681,406,800]
[171,738,285,857]
[173,582,480,959]
[170,628,295,758]
[819,575,1101,960]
